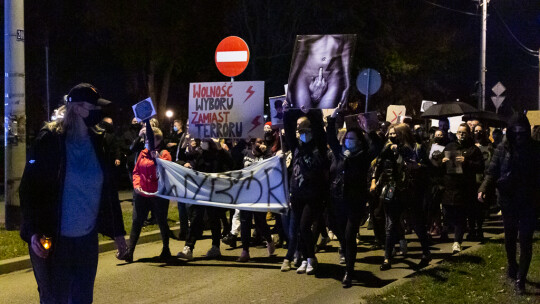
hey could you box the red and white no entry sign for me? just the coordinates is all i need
[215,36,250,78]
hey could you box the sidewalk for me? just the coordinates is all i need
[0,205,505,282]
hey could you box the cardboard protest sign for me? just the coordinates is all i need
[526,110,540,126]
[344,112,379,133]
[269,95,286,127]
[132,97,156,122]
[154,155,288,213]
[189,81,264,139]
[286,34,356,109]
[386,105,406,124]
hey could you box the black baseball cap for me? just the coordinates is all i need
[66,83,111,106]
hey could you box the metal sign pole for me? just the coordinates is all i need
[364,69,371,113]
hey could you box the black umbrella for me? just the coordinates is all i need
[462,111,507,127]
[421,101,480,119]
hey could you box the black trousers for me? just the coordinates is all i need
[240,210,272,251]
[291,197,323,260]
[129,195,170,252]
[185,205,223,250]
[501,205,537,281]
[332,201,363,273]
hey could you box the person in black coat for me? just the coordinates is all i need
[327,111,371,287]
[19,83,127,303]
[439,123,484,253]
[282,108,329,275]
[478,113,540,293]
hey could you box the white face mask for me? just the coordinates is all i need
[201,142,210,150]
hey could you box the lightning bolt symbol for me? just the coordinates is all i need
[248,115,262,133]
[244,86,255,103]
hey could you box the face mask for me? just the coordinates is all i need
[99,121,114,133]
[84,110,102,128]
[389,137,399,144]
[145,143,150,150]
[173,126,179,132]
[131,123,141,131]
[344,139,356,150]
[201,142,210,150]
[299,132,312,143]
[434,137,444,144]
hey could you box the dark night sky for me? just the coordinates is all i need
[3,0,540,135]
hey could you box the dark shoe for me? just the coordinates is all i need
[159,247,172,260]
[221,233,237,248]
[123,249,134,263]
[168,229,178,240]
[439,232,449,243]
[418,252,432,268]
[507,264,518,280]
[515,279,525,294]
[342,272,352,288]
[380,261,391,271]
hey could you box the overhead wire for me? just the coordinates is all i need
[420,0,481,17]
[492,7,539,57]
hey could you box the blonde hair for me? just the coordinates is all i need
[152,127,163,141]
[44,103,79,134]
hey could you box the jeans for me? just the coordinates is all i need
[129,195,170,253]
[282,208,298,261]
[29,231,99,304]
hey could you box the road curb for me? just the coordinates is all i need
[0,227,178,275]
[359,232,506,303]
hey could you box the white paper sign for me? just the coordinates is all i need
[189,81,265,139]
[155,155,288,213]
[386,105,406,124]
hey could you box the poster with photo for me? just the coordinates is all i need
[286,34,356,109]
[269,95,286,127]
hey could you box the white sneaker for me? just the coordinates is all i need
[205,245,222,258]
[281,259,291,272]
[452,242,461,254]
[296,261,308,274]
[177,246,193,260]
[306,258,317,275]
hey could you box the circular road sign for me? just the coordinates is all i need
[356,68,382,96]
[215,36,250,77]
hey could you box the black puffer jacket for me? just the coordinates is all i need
[478,114,540,209]
[19,124,126,244]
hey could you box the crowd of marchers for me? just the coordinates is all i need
[20,84,540,304]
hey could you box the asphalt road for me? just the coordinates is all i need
[0,216,504,304]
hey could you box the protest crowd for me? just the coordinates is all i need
[18,81,540,304]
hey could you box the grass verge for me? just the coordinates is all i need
[364,233,540,304]
[0,203,179,261]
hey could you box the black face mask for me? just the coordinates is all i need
[84,110,103,128]
[474,132,484,142]
[99,121,114,133]
[434,137,444,144]
[389,137,399,144]
[130,123,141,131]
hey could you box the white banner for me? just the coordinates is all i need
[154,155,288,213]
[189,81,264,139]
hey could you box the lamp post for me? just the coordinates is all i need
[166,110,174,134]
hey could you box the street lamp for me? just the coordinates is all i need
[165,110,174,134]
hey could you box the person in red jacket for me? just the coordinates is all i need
[124,126,172,262]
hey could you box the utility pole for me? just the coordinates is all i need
[479,0,488,111]
[4,0,26,230]
[538,48,540,110]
